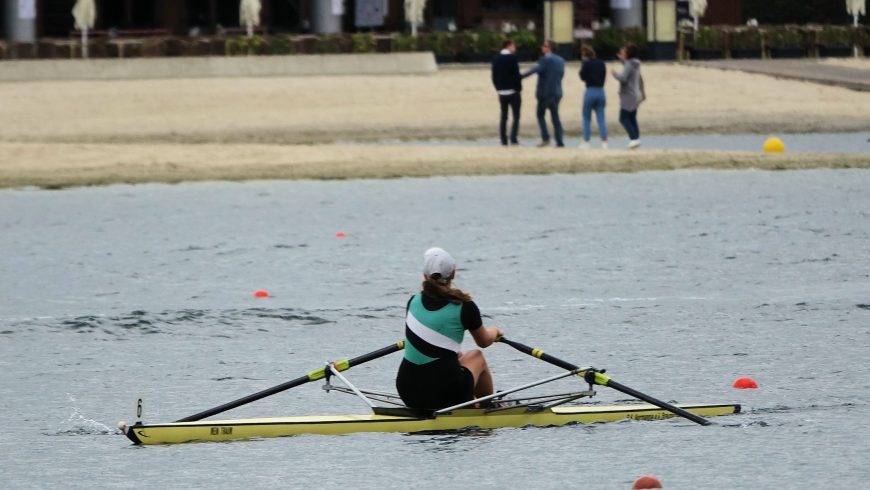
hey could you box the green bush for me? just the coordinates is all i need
[351,33,376,53]
[475,29,505,55]
[456,31,477,55]
[269,36,294,55]
[510,29,539,52]
[766,27,805,49]
[729,28,762,50]
[592,27,647,58]
[315,35,343,54]
[816,25,852,47]
[392,34,417,52]
[622,27,647,49]
[428,31,456,56]
[225,36,266,55]
[693,26,724,49]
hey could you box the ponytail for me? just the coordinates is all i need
[421,275,472,304]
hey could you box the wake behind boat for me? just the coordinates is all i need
[119,338,741,445]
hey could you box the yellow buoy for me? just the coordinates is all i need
[763,137,785,153]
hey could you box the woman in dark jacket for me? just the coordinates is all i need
[578,44,608,149]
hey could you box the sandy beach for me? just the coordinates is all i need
[2,60,869,188]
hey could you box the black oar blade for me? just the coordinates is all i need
[175,374,311,422]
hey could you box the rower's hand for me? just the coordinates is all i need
[492,327,505,342]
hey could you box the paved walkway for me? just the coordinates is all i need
[689,59,870,92]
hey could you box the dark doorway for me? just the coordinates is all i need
[186,0,212,33]
[269,0,305,32]
[215,0,240,30]
[431,0,457,30]
[101,0,158,29]
[41,0,78,37]
[0,2,6,39]
[482,0,539,13]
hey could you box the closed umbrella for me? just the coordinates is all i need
[405,0,426,37]
[689,0,707,32]
[846,0,865,57]
[240,0,261,38]
[72,0,96,59]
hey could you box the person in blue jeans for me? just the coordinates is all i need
[578,44,608,150]
[522,40,565,148]
[612,43,644,149]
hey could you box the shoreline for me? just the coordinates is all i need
[2,60,869,189]
[2,142,868,190]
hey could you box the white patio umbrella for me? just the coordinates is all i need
[846,0,865,57]
[689,0,707,32]
[72,0,96,59]
[405,0,426,37]
[240,0,261,38]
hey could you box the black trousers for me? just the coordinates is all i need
[498,92,521,145]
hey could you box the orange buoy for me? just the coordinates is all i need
[253,289,270,298]
[732,376,758,389]
[632,475,663,489]
[335,232,347,238]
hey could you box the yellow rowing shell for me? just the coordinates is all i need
[121,403,740,445]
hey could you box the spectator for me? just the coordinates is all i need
[612,43,644,149]
[523,39,565,148]
[578,44,608,150]
[491,40,523,146]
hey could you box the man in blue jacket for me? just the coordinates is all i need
[522,40,565,147]
[491,40,523,146]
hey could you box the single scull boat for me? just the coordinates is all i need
[120,338,740,445]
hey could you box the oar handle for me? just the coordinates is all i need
[175,340,404,422]
[497,336,711,426]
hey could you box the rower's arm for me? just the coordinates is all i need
[470,325,504,348]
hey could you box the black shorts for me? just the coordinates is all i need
[396,357,475,410]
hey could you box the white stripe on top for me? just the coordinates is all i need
[405,310,462,353]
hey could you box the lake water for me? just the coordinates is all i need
[2,169,869,489]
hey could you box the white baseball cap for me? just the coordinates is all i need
[422,247,456,279]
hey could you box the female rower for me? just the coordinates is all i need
[396,247,504,410]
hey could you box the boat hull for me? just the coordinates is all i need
[122,403,740,445]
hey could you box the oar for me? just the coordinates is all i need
[175,340,404,422]
[498,337,711,426]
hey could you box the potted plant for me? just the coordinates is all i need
[592,27,621,61]
[474,29,504,62]
[454,30,477,62]
[728,27,762,58]
[269,35,295,55]
[622,27,648,59]
[427,31,456,63]
[351,33,376,53]
[511,28,539,61]
[391,34,417,53]
[315,34,345,54]
[817,25,853,57]
[691,26,724,59]
[766,26,805,58]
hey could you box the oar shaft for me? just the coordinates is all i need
[175,340,404,422]
[498,337,711,426]
[603,378,711,426]
[498,337,578,371]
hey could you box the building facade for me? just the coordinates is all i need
[3,0,751,41]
